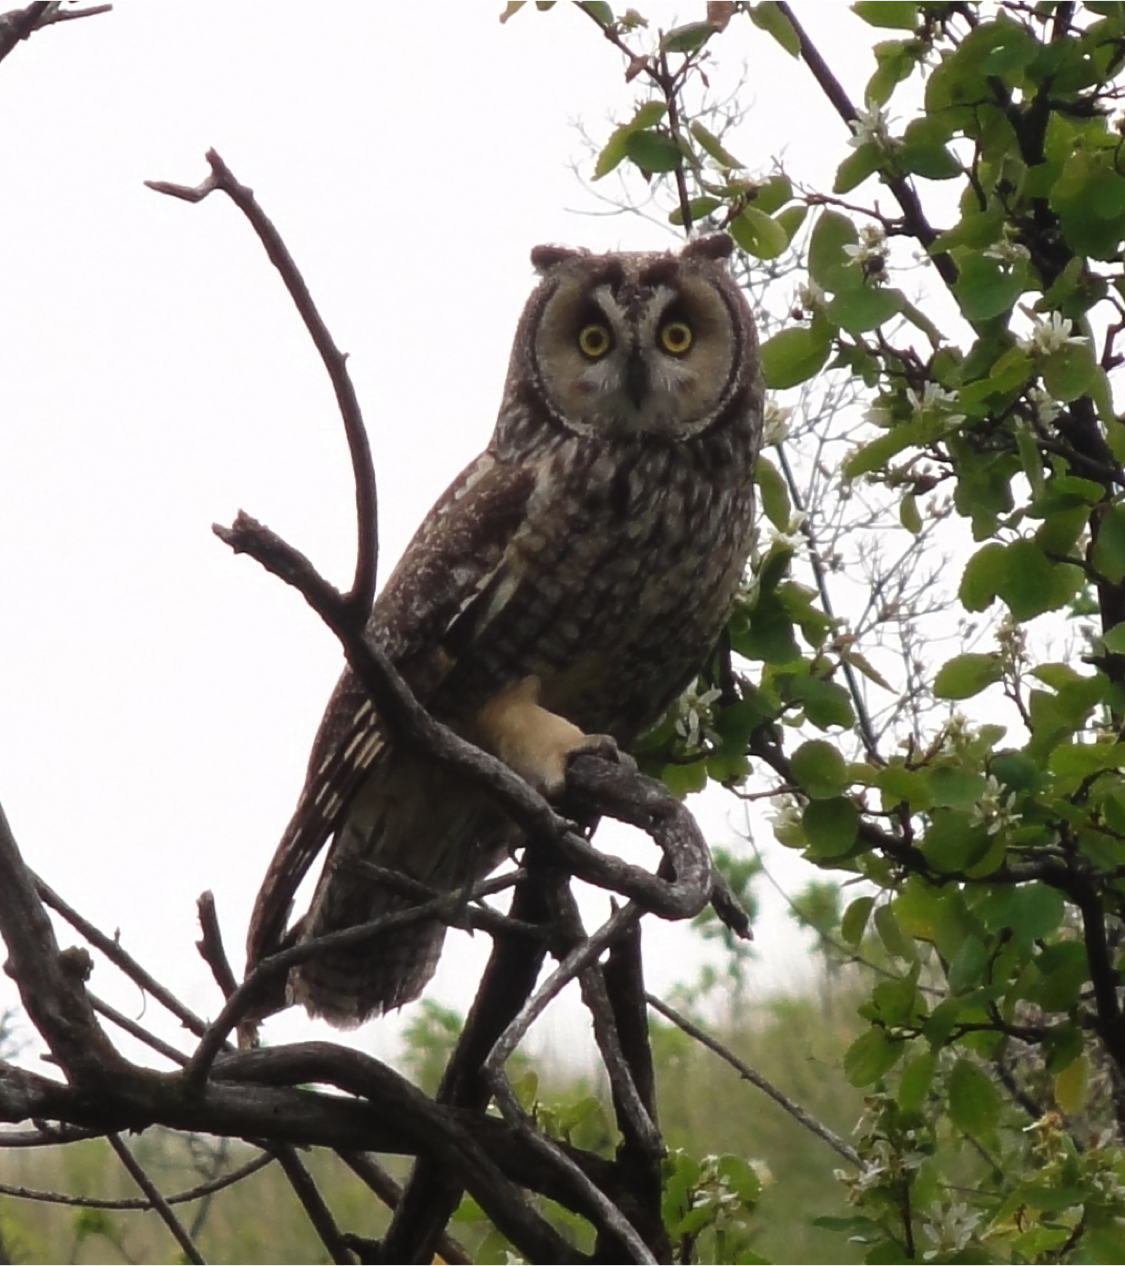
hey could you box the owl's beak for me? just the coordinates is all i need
[624,351,648,409]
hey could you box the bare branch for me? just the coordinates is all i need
[0,801,120,1082]
[196,890,238,1000]
[646,993,861,1167]
[272,1146,353,1265]
[0,1,110,67]
[0,1151,273,1208]
[107,1132,206,1265]
[36,875,216,1043]
[146,149,377,618]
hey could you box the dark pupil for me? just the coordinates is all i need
[666,324,688,348]
[582,326,608,354]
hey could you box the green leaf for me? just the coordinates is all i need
[752,172,794,215]
[901,143,961,180]
[689,120,743,169]
[933,652,1003,700]
[624,129,682,174]
[844,1026,903,1086]
[749,1,800,57]
[661,21,716,53]
[790,673,856,728]
[948,1058,1000,1133]
[834,142,883,194]
[808,209,858,293]
[853,1,917,29]
[842,895,875,947]
[960,542,1007,611]
[898,1052,935,1112]
[1006,884,1066,944]
[1093,504,1125,583]
[577,0,613,26]
[1030,941,1088,1012]
[1042,339,1098,401]
[729,206,789,260]
[755,455,791,530]
[716,1154,762,1205]
[929,768,987,808]
[593,125,632,180]
[954,253,1027,321]
[791,739,848,799]
[867,39,922,106]
[759,324,832,390]
[947,934,989,994]
[877,764,933,811]
[661,759,708,797]
[802,797,859,858]
[999,539,1065,621]
[825,285,904,335]
[668,195,722,227]
[876,901,916,959]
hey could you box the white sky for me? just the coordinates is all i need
[0,3,880,1071]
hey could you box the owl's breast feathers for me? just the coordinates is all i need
[247,422,756,982]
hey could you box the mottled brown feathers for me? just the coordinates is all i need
[246,237,763,1026]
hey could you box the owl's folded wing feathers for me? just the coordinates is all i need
[244,450,538,971]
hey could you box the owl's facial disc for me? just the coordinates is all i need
[533,267,738,441]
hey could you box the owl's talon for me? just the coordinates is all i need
[566,733,635,772]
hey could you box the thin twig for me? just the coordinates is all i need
[196,890,239,1000]
[773,2,957,287]
[146,149,377,617]
[89,993,189,1066]
[646,993,861,1167]
[35,874,216,1043]
[107,1133,206,1264]
[0,1,110,67]
[776,442,883,763]
[0,1152,273,1209]
[272,1146,353,1265]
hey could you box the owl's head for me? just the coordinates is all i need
[504,234,760,445]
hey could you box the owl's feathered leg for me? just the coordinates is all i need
[475,674,625,797]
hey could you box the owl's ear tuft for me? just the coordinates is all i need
[682,233,734,263]
[531,244,587,274]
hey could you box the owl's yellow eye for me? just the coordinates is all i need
[577,323,613,359]
[660,321,693,355]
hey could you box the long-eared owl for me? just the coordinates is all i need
[246,233,763,1026]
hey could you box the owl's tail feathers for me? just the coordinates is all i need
[288,888,447,1026]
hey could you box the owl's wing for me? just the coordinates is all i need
[245,450,538,971]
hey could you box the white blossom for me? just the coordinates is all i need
[968,774,1022,835]
[1027,384,1061,424]
[843,223,888,268]
[674,685,722,749]
[983,231,1031,265]
[762,399,792,447]
[922,1202,982,1260]
[796,279,826,314]
[905,381,965,427]
[1017,310,1088,357]
[864,399,894,427]
[848,103,894,151]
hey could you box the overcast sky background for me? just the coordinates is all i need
[0,3,881,1070]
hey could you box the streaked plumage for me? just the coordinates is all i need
[245,234,763,1025]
